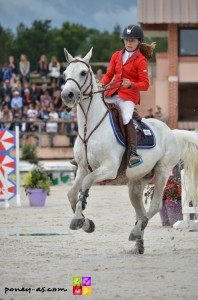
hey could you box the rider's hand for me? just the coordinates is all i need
[97,82,104,90]
[122,78,132,89]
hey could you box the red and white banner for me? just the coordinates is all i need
[0,129,15,152]
[0,129,16,202]
[0,178,16,201]
[0,154,15,175]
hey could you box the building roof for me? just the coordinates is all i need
[138,0,198,24]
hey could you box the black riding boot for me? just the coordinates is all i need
[124,119,143,168]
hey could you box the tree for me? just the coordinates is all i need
[54,22,89,62]
[0,21,168,70]
[14,20,55,70]
[0,25,15,64]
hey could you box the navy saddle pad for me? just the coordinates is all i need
[109,112,156,149]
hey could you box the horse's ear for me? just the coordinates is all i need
[64,48,74,62]
[83,47,93,64]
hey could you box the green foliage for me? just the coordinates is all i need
[0,25,15,64]
[24,168,52,191]
[0,21,168,69]
[22,143,38,165]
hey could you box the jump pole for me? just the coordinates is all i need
[173,169,198,228]
[15,126,21,207]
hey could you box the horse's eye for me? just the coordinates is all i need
[81,70,86,76]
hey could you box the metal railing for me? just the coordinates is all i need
[0,119,78,147]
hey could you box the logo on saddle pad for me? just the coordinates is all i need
[143,129,152,136]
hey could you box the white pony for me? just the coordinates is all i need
[61,48,198,254]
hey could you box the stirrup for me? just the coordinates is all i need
[128,148,143,168]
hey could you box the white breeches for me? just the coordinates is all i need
[105,95,135,125]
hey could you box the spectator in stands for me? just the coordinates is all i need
[21,81,30,95]
[0,64,2,82]
[27,103,38,131]
[30,83,40,104]
[22,88,32,107]
[8,56,17,81]
[66,116,78,147]
[2,63,13,84]
[37,54,49,83]
[10,104,22,130]
[40,90,52,111]
[40,107,50,121]
[2,94,11,109]
[0,104,13,129]
[70,107,77,121]
[48,81,59,97]
[60,106,72,133]
[19,54,30,83]
[58,73,65,90]
[10,90,23,112]
[12,79,22,96]
[145,108,155,118]
[53,89,64,114]
[1,64,13,99]
[35,102,43,120]
[48,56,60,84]
[2,79,12,100]
[38,83,48,101]
[46,105,59,147]
[21,113,28,133]
[95,68,104,81]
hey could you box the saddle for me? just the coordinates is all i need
[107,103,156,149]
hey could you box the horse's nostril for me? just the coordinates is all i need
[68,92,74,99]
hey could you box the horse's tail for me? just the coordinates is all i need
[172,129,198,207]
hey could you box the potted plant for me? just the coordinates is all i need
[161,175,183,226]
[24,168,52,206]
[22,143,38,165]
[144,173,183,227]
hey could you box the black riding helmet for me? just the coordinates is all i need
[121,25,144,42]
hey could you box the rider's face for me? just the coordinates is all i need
[123,38,140,52]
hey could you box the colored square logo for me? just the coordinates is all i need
[73,276,82,286]
[82,276,91,286]
[73,286,82,295]
[82,286,92,296]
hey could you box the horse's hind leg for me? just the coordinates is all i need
[128,179,147,254]
[146,165,171,220]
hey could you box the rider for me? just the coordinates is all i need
[100,24,155,168]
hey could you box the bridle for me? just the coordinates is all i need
[64,59,123,172]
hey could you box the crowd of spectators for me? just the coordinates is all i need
[0,54,78,147]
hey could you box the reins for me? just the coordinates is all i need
[65,59,122,172]
[84,79,123,97]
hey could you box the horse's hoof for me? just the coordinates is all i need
[69,218,85,230]
[82,219,95,233]
[131,240,144,254]
[128,232,141,241]
[131,245,144,255]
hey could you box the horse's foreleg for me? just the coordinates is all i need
[128,180,148,254]
[70,163,118,232]
[68,167,88,212]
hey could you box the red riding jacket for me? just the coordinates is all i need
[101,48,149,104]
